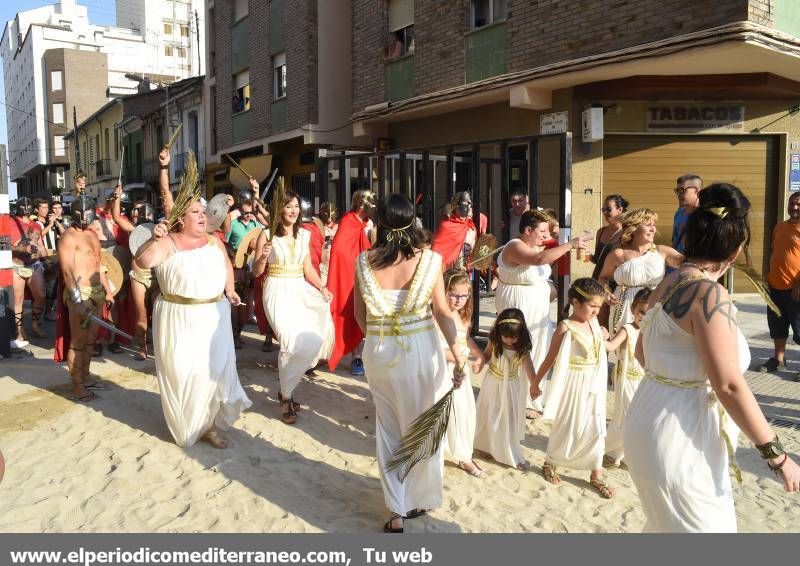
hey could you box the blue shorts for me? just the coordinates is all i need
[767,286,800,345]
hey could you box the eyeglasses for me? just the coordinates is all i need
[447,293,469,301]
[674,185,699,196]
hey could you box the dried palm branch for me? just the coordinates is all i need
[164,124,183,150]
[267,176,286,242]
[166,150,200,230]
[733,262,780,316]
[386,389,453,482]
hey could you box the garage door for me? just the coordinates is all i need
[604,135,779,290]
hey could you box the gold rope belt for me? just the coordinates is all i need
[497,278,534,287]
[569,356,600,370]
[268,264,304,278]
[489,362,520,380]
[646,372,742,484]
[160,293,223,305]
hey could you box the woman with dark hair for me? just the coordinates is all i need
[495,209,590,417]
[253,191,334,425]
[354,193,468,533]
[625,183,800,532]
[589,195,628,326]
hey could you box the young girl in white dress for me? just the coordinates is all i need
[603,288,649,467]
[438,269,485,478]
[473,309,536,470]
[531,278,614,498]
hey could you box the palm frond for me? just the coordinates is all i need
[386,389,453,482]
[267,176,286,242]
[733,262,780,316]
[166,150,200,230]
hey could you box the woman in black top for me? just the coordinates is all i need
[589,194,628,327]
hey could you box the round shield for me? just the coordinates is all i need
[234,227,264,269]
[469,233,498,272]
[100,250,124,297]
[112,244,132,274]
[206,193,230,233]
[129,223,155,256]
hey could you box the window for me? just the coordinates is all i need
[54,136,65,157]
[52,103,64,124]
[471,0,506,29]
[177,47,187,58]
[104,129,110,160]
[164,22,173,34]
[233,70,251,113]
[165,45,173,56]
[273,53,286,99]
[114,128,119,160]
[51,70,62,91]
[56,167,65,189]
[181,25,189,37]
[233,0,248,22]
[387,0,414,59]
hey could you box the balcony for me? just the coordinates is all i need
[95,159,113,180]
[385,54,414,102]
[465,21,507,83]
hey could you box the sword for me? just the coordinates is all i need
[260,168,279,202]
[83,313,134,342]
[224,154,253,179]
[164,123,183,150]
[117,145,125,187]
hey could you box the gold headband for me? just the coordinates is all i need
[573,286,600,300]
[446,270,468,290]
[705,206,729,219]
[497,318,522,325]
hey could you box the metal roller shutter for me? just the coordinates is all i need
[604,135,778,290]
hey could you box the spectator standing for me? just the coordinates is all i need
[507,189,530,242]
[758,192,800,377]
[671,174,702,255]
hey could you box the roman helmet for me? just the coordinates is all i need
[238,188,254,205]
[300,199,314,224]
[319,201,338,225]
[132,202,156,226]
[451,191,473,219]
[71,195,97,228]
[351,189,376,213]
[14,198,33,218]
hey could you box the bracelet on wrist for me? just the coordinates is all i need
[755,434,785,459]
[767,453,789,476]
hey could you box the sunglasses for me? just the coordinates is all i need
[674,185,699,195]
[447,293,470,301]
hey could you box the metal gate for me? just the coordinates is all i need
[314,133,573,332]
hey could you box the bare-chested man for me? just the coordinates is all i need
[9,197,48,347]
[58,195,114,402]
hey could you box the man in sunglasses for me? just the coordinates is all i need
[671,173,702,254]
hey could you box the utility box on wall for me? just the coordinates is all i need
[582,107,604,142]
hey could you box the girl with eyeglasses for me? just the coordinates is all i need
[437,269,486,478]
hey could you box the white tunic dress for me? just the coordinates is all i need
[474,349,527,467]
[609,248,664,334]
[604,323,644,464]
[543,319,607,470]
[263,229,334,398]
[624,299,750,533]
[438,324,477,463]
[357,249,447,516]
[153,236,251,447]
[495,242,553,412]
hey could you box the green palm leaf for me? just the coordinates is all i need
[386,388,453,482]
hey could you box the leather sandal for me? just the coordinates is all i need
[278,392,301,411]
[589,477,614,499]
[542,462,560,484]
[281,399,297,424]
[383,515,403,533]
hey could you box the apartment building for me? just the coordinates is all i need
[350,0,800,287]
[1,0,203,199]
[204,0,353,200]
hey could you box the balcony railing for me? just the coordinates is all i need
[95,159,113,179]
[143,158,160,183]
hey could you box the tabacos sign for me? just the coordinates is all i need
[646,105,745,132]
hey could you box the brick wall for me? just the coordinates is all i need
[352,0,752,114]
[748,0,773,26]
[211,0,319,151]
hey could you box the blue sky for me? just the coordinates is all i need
[1,1,117,197]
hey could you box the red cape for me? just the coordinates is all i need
[431,216,475,268]
[326,211,371,370]
[301,222,323,275]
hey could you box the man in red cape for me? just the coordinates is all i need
[432,191,478,269]
[326,190,375,374]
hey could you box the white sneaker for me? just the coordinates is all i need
[10,339,29,349]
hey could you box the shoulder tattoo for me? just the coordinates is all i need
[663,280,735,329]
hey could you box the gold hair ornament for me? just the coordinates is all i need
[705,206,729,219]
[497,318,522,325]
[381,220,413,247]
[573,286,593,300]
